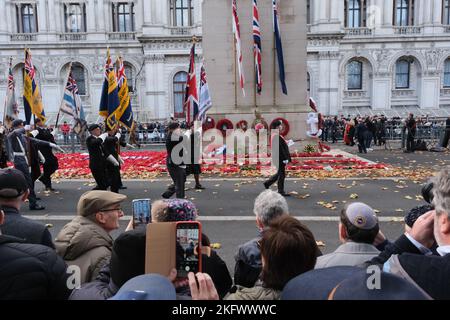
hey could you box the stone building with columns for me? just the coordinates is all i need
[308,0,450,117]
[2,0,450,123]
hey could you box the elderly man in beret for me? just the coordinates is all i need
[55,190,127,284]
[0,168,54,248]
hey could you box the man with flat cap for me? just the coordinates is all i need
[31,118,59,191]
[55,190,127,284]
[6,119,64,210]
[86,124,108,190]
[0,168,54,248]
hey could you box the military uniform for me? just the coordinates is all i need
[6,127,52,209]
[35,127,59,190]
[86,134,108,190]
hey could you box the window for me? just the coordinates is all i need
[307,73,310,95]
[124,64,134,93]
[444,59,450,87]
[173,71,188,118]
[444,0,450,25]
[345,0,367,28]
[64,4,86,33]
[112,3,135,32]
[394,0,414,26]
[347,61,363,90]
[17,4,38,33]
[72,63,86,95]
[307,0,311,25]
[396,59,411,89]
[170,0,193,27]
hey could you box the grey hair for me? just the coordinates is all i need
[253,190,289,227]
[432,170,450,218]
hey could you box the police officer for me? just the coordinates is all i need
[162,121,186,199]
[263,120,292,197]
[86,124,108,190]
[102,125,123,194]
[31,118,59,191]
[6,119,63,210]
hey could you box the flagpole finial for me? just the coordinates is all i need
[192,35,199,43]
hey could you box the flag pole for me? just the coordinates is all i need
[273,19,276,107]
[3,57,13,125]
[233,26,237,109]
[55,61,73,131]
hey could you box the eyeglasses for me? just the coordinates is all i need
[99,207,123,213]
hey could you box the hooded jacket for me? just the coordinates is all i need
[55,216,113,284]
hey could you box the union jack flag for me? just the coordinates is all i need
[184,43,199,125]
[253,0,262,94]
[4,58,19,127]
[232,0,245,96]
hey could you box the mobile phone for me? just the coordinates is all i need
[175,221,202,278]
[132,199,151,228]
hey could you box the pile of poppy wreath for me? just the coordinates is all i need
[50,150,390,179]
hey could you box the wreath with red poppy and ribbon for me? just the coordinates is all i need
[251,118,269,132]
[236,120,248,131]
[202,116,215,131]
[216,119,234,135]
[270,117,290,136]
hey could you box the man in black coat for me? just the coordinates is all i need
[405,113,417,153]
[0,206,71,300]
[102,125,123,194]
[162,122,186,199]
[0,168,54,248]
[364,170,450,300]
[263,120,291,197]
[86,124,108,190]
[33,118,59,191]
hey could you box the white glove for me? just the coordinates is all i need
[30,130,39,137]
[24,125,31,131]
[126,143,136,149]
[115,132,121,140]
[50,143,65,153]
[118,155,124,165]
[51,130,56,137]
[107,155,120,167]
[99,133,108,142]
[283,160,289,164]
[38,151,46,164]
[0,127,5,134]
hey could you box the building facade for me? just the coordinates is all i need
[2,0,450,123]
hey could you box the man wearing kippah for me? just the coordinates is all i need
[315,202,380,269]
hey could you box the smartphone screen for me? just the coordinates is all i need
[132,199,151,228]
[176,223,201,278]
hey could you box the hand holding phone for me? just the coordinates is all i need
[176,221,202,279]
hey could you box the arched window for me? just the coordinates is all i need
[170,0,193,27]
[173,71,188,118]
[124,63,135,93]
[72,63,86,95]
[444,59,450,88]
[347,61,363,90]
[394,0,414,26]
[396,59,411,89]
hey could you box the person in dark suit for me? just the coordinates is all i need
[103,125,122,194]
[187,127,204,190]
[263,120,291,197]
[86,124,108,190]
[33,118,59,191]
[405,113,417,153]
[162,121,186,199]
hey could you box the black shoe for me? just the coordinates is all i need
[279,192,291,197]
[162,190,174,199]
[35,197,41,201]
[263,182,270,189]
[195,184,205,190]
[30,204,45,211]
[119,186,128,190]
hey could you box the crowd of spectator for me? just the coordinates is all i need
[0,165,449,300]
